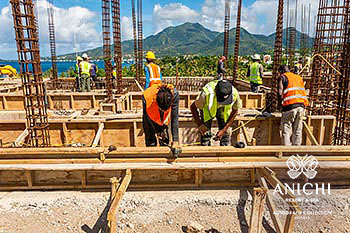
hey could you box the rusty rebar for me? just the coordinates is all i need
[131,0,139,82]
[270,0,284,113]
[10,0,50,147]
[223,0,231,58]
[137,0,143,80]
[112,0,123,93]
[47,0,58,89]
[232,0,242,82]
[102,0,113,101]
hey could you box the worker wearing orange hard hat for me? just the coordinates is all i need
[144,51,163,89]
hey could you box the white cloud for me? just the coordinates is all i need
[121,16,133,41]
[0,0,101,59]
[153,3,200,33]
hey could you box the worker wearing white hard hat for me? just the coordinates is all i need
[247,54,264,93]
[79,53,92,92]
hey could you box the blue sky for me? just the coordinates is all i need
[0,0,318,59]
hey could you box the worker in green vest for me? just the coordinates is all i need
[247,54,264,93]
[79,53,92,92]
[190,80,242,146]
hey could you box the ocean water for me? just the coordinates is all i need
[1,61,129,75]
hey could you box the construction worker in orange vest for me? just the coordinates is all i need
[143,83,179,148]
[278,65,308,146]
[144,51,162,89]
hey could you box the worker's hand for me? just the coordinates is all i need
[198,124,209,135]
[215,129,226,141]
[157,131,167,141]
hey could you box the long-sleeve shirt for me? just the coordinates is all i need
[144,64,163,89]
[217,60,226,75]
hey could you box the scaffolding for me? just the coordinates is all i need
[10,0,50,147]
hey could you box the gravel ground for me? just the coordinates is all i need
[0,189,349,233]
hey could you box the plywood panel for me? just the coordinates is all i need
[103,122,133,147]
[66,123,97,146]
[87,170,123,184]
[132,169,195,184]
[34,171,81,185]
[6,96,24,110]
[0,122,25,145]
[202,169,250,183]
[0,170,26,185]
[73,96,93,109]
[48,123,64,146]
[51,96,71,109]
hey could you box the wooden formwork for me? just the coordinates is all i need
[0,91,266,111]
[0,115,336,147]
[0,146,350,191]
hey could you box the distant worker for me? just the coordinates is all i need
[217,56,227,80]
[75,56,83,91]
[247,54,264,93]
[278,65,308,146]
[144,51,162,89]
[294,58,303,74]
[190,80,242,146]
[79,53,92,92]
[143,83,179,148]
[89,60,98,89]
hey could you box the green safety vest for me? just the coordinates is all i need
[202,80,238,123]
[250,62,262,84]
[80,61,91,76]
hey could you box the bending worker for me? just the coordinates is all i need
[278,65,308,146]
[79,53,92,92]
[143,83,179,147]
[191,80,242,146]
[247,54,264,93]
[144,51,163,89]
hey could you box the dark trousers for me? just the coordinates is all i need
[75,76,80,91]
[143,110,169,147]
[250,82,261,93]
[201,108,230,146]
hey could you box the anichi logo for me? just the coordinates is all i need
[286,154,318,179]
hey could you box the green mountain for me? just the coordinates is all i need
[58,22,313,59]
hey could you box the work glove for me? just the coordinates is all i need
[198,124,209,136]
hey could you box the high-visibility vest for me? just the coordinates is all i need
[146,63,162,86]
[249,62,262,84]
[80,61,91,76]
[282,72,308,107]
[144,83,174,126]
[202,80,238,123]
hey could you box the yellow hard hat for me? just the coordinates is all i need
[146,51,156,60]
[77,56,83,61]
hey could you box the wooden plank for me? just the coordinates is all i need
[92,123,104,147]
[108,169,132,232]
[25,170,33,187]
[81,171,87,188]
[249,187,267,233]
[303,121,319,145]
[256,170,283,233]
[2,96,8,110]
[283,214,295,233]
[12,128,29,147]
[70,95,75,110]
[268,119,272,145]
[195,169,203,186]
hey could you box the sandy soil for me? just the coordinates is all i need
[0,189,349,233]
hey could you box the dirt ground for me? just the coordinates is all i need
[0,189,349,233]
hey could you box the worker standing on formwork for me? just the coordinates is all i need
[79,53,92,92]
[294,58,303,74]
[217,56,227,80]
[75,56,83,92]
[144,51,163,89]
[142,83,179,147]
[247,54,264,93]
[278,65,308,146]
[190,80,242,146]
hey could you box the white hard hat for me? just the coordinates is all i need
[252,54,261,60]
[82,53,88,59]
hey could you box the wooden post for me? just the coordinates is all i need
[2,96,8,110]
[25,170,33,187]
[268,119,273,145]
[92,122,104,147]
[195,169,203,186]
[70,95,75,110]
[303,121,319,145]
[249,187,267,233]
[108,169,132,233]
[13,128,29,147]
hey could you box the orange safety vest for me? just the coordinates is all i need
[144,83,174,126]
[147,63,162,86]
[282,72,308,107]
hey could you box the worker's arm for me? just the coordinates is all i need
[216,109,238,140]
[190,102,202,127]
[278,76,284,108]
[171,89,179,143]
[216,94,242,139]
[260,64,264,78]
[144,66,150,89]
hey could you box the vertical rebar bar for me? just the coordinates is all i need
[47,0,58,89]
[223,0,231,58]
[131,0,139,82]
[137,0,143,81]
[270,0,284,113]
[10,0,50,147]
[112,0,123,94]
[232,0,242,82]
[102,0,113,101]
